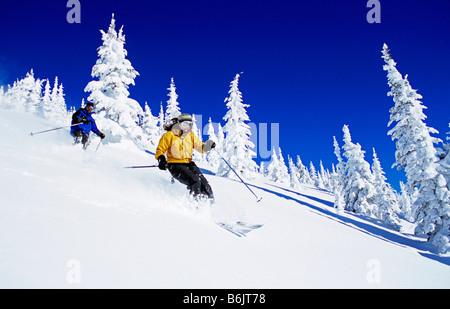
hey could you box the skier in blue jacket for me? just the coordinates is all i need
[71,102,105,149]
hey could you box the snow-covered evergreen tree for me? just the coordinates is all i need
[296,155,312,185]
[205,117,221,172]
[0,86,5,108]
[52,79,68,123]
[41,77,67,123]
[372,148,402,231]
[382,44,441,192]
[142,102,159,146]
[319,161,329,190]
[341,125,377,216]
[41,79,52,119]
[259,161,267,177]
[266,147,289,185]
[266,148,279,182]
[192,114,205,164]
[217,73,257,179]
[382,44,449,253]
[309,162,319,187]
[398,181,413,221]
[4,70,42,113]
[23,70,42,114]
[165,78,181,121]
[216,123,225,155]
[332,136,346,211]
[435,136,450,253]
[288,155,301,189]
[158,102,165,136]
[84,14,144,147]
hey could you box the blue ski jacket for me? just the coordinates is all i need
[71,108,101,135]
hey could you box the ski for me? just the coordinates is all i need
[216,221,263,237]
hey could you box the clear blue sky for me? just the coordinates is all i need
[1,0,449,190]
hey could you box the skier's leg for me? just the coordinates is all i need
[168,163,202,196]
[81,133,90,149]
[71,130,82,144]
[188,163,214,199]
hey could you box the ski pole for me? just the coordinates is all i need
[30,123,82,136]
[95,139,102,153]
[123,165,159,169]
[214,149,262,203]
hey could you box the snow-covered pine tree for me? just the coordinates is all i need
[372,148,402,231]
[259,161,267,177]
[217,73,257,179]
[288,155,301,189]
[41,79,52,119]
[440,124,450,188]
[41,77,67,123]
[56,83,67,122]
[4,70,42,113]
[276,148,290,185]
[84,14,144,147]
[309,162,319,187]
[382,44,449,253]
[158,102,165,136]
[142,102,159,146]
[398,181,413,221]
[205,117,220,172]
[23,70,42,114]
[216,123,225,155]
[266,147,289,184]
[341,125,377,216]
[296,155,312,185]
[435,124,450,253]
[447,123,450,146]
[192,114,205,164]
[165,78,181,121]
[333,136,345,183]
[3,82,17,111]
[319,161,330,190]
[332,136,346,212]
[0,86,5,108]
[51,79,68,124]
[67,106,76,121]
[382,44,441,191]
[266,148,279,182]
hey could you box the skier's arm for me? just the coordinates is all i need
[155,133,171,160]
[72,109,86,124]
[193,134,206,154]
[90,118,101,135]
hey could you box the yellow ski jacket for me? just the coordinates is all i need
[155,128,206,164]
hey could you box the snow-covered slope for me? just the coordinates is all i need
[0,109,449,288]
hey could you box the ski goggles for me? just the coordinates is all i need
[180,121,193,129]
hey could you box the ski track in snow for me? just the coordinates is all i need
[0,109,449,288]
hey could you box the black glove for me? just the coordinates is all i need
[158,155,167,171]
[98,132,106,139]
[78,116,89,125]
[203,140,216,152]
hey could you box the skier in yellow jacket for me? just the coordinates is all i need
[156,113,216,201]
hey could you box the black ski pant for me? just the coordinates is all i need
[71,130,90,147]
[168,162,214,199]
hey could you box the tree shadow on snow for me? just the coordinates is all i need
[248,182,450,266]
